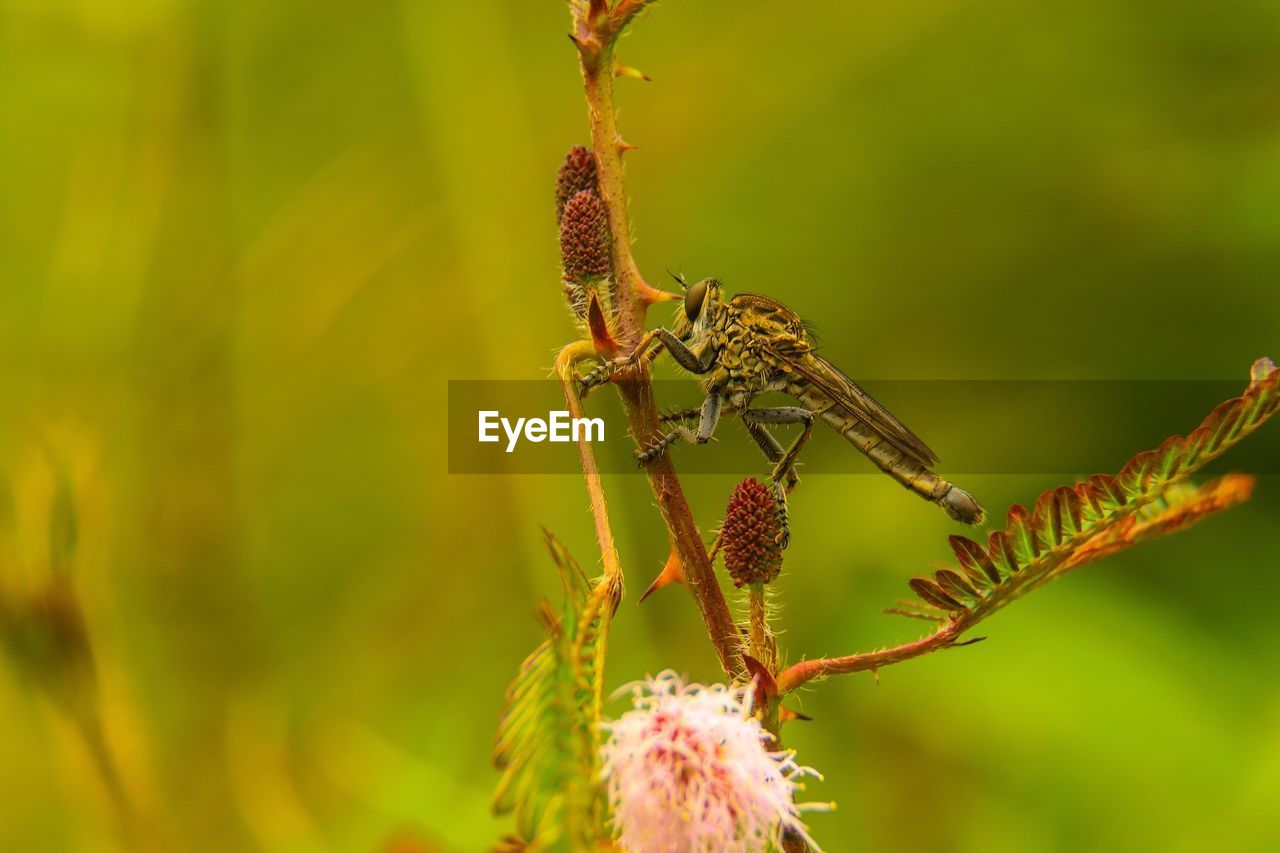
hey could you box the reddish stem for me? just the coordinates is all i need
[569,3,742,677]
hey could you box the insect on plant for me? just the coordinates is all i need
[495,4,1280,849]
[580,274,985,546]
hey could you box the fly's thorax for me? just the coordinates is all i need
[705,321,781,400]
[721,313,777,368]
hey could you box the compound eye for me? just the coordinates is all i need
[684,279,709,321]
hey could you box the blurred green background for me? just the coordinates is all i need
[2,0,1279,850]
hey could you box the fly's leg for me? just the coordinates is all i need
[741,420,800,492]
[575,329,662,399]
[576,358,625,398]
[658,407,702,424]
[741,406,815,550]
[637,393,722,465]
[741,406,815,484]
[661,402,740,424]
[775,487,790,551]
[652,329,715,375]
[577,328,714,399]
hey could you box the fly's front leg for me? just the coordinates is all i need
[576,330,662,399]
[576,358,624,398]
[577,328,712,399]
[637,392,722,465]
[741,406,815,550]
[651,328,715,375]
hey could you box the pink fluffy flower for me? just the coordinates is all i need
[599,671,827,852]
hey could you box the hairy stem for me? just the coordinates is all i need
[570,2,742,677]
[573,8,644,347]
[616,377,742,676]
[556,340,623,586]
[776,622,968,693]
[748,583,767,665]
[557,338,625,784]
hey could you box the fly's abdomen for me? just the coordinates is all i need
[787,381,985,524]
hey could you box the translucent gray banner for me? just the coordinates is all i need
[447,380,1278,475]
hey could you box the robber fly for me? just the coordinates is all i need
[580,277,984,546]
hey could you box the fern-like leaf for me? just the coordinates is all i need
[492,530,620,849]
[901,359,1279,624]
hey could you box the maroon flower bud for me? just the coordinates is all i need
[555,145,599,221]
[722,478,784,587]
[560,189,613,320]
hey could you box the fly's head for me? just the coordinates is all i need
[670,276,723,348]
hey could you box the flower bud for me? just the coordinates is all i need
[559,189,612,318]
[555,144,599,221]
[722,478,784,587]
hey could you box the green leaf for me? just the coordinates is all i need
[492,530,619,849]
[908,577,963,612]
[901,359,1280,626]
[984,531,1019,576]
[949,535,1000,586]
[1004,504,1038,565]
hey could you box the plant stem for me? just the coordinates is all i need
[616,379,743,677]
[556,340,623,586]
[570,3,742,677]
[776,621,968,693]
[748,583,767,665]
[574,11,643,348]
[557,338,625,759]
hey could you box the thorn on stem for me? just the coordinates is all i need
[638,282,680,306]
[567,31,598,61]
[616,137,639,153]
[613,61,652,82]
[742,654,778,709]
[779,707,812,723]
[587,294,621,356]
[639,548,684,603]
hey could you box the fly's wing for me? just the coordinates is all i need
[730,294,809,340]
[776,350,941,467]
[729,293,941,466]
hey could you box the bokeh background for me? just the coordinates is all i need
[2,0,1280,850]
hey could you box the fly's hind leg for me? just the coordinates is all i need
[637,393,723,465]
[740,406,815,550]
[740,406,815,486]
[741,420,800,492]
